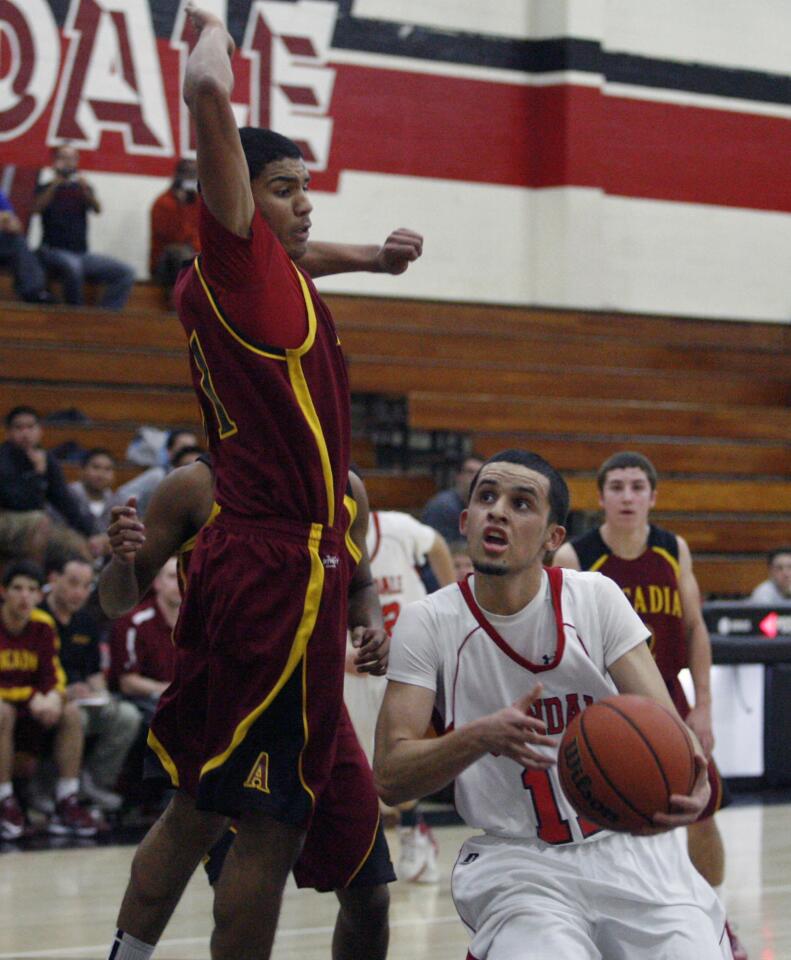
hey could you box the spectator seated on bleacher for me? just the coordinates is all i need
[0,560,97,839]
[38,555,140,813]
[31,144,135,311]
[0,406,100,567]
[67,447,123,557]
[421,453,485,545]
[150,158,200,304]
[109,556,179,725]
[116,428,199,519]
[748,548,791,605]
[0,189,55,305]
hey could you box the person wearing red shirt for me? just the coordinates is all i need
[0,560,95,839]
[110,557,179,724]
[149,159,200,302]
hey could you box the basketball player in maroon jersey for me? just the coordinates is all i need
[101,459,394,960]
[104,5,421,957]
[553,451,747,960]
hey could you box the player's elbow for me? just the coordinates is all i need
[373,756,408,807]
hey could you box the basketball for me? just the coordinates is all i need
[557,694,696,834]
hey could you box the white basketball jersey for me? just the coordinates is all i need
[366,510,435,636]
[388,567,649,844]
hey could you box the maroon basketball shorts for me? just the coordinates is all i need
[147,512,350,826]
[203,704,395,891]
[668,677,729,819]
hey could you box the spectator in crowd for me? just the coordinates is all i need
[41,555,140,812]
[749,548,791,605]
[0,560,96,839]
[68,447,122,560]
[170,445,204,470]
[0,189,55,304]
[117,429,199,519]
[150,159,200,303]
[31,144,135,310]
[448,539,474,581]
[109,557,180,725]
[0,406,98,565]
[421,453,485,545]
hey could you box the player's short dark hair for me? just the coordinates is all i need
[166,428,196,451]
[768,548,791,565]
[239,128,302,183]
[82,446,115,467]
[469,449,569,526]
[2,559,45,588]
[597,452,658,491]
[5,405,39,427]
[172,444,205,469]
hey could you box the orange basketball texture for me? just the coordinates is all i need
[557,694,696,833]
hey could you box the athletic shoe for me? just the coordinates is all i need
[396,822,440,884]
[726,920,749,960]
[81,770,123,812]
[27,791,55,816]
[0,795,25,840]
[48,794,98,838]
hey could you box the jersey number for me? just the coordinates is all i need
[189,332,238,439]
[521,768,601,845]
[381,601,401,638]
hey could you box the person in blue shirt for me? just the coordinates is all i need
[0,189,54,304]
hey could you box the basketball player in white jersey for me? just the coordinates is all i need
[374,450,732,959]
[345,507,455,883]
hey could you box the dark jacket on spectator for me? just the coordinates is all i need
[0,441,93,535]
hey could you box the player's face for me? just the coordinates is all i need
[252,157,313,259]
[2,575,42,621]
[50,560,93,615]
[599,467,656,527]
[460,463,565,578]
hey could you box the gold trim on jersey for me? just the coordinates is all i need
[296,649,316,814]
[193,257,287,361]
[146,728,180,787]
[343,493,361,565]
[199,523,326,781]
[177,500,222,593]
[0,686,35,702]
[344,808,381,887]
[287,351,335,527]
[30,608,56,628]
[651,546,681,580]
[588,553,610,573]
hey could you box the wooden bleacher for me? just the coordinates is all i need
[0,280,788,596]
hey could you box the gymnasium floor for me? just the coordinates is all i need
[0,797,788,959]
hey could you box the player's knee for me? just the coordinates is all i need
[337,883,390,934]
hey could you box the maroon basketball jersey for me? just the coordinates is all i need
[572,525,686,683]
[174,202,351,528]
[0,609,66,702]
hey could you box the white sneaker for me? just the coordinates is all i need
[80,771,123,812]
[396,823,440,884]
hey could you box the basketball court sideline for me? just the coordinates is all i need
[1,800,788,959]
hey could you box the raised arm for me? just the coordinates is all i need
[425,531,456,588]
[99,463,207,617]
[300,228,424,278]
[183,5,253,237]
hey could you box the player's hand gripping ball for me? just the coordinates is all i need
[557,694,696,834]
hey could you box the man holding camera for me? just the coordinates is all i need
[149,158,201,305]
[31,144,135,310]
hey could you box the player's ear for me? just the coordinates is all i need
[545,523,566,553]
[459,509,469,538]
